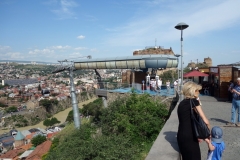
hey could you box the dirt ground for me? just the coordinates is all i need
[0,98,97,135]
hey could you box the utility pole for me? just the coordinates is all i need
[52,55,91,129]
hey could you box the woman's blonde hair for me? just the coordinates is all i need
[182,81,202,98]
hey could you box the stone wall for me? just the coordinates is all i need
[133,47,174,56]
[204,57,212,67]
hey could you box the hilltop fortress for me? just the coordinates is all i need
[133,46,175,56]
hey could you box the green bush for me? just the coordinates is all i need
[15,123,23,127]
[5,106,18,113]
[31,135,47,147]
[43,117,60,127]
[65,98,103,122]
[65,109,81,122]
[82,98,103,122]
[45,93,169,160]
[45,124,142,160]
[100,93,168,143]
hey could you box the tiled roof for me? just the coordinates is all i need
[47,132,58,139]
[26,132,36,140]
[0,148,24,159]
[18,143,33,150]
[26,140,52,160]
[19,150,33,159]
[0,135,14,147]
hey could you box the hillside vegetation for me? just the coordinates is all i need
[44,93,169,160]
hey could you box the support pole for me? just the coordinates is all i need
[69,67,80,129]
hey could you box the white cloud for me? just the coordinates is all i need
[90,48,98,52]
[69,52,82,57]
[50,45,71,50]
[77,35,85,39]
[231,50,240,54]
[185,1,240,37]
[4,52,24,59]
[66,52,92,61]
[74,47,87,50]
[104,0,240,46]
[0,45,11,52]
[50,0,78,19]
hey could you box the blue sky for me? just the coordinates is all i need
[0,0,240,66]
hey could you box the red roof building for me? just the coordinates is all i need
[26,140,52,160]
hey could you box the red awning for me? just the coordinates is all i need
[183,70,209,77]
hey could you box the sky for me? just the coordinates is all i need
[0,0,240,66]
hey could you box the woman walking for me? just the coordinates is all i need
[177,81,210,160]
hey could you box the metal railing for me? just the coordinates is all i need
[96,82,138,91]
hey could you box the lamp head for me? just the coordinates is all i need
[175,22,189,30]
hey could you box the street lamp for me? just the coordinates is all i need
[175,22,189,101]
[174,54,181,92]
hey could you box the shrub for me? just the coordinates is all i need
[45,93,169,160]
[45,124,142,160]
[31,135,47,147]
[43,117,60,127]
[100,93,168,143]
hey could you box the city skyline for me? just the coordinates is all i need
[1,0,240,66]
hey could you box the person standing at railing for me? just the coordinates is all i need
[152,79,157,91]
[174,80,178,95]
[150,79,154,91]
[166,80,171,94]
[158,78,162,92]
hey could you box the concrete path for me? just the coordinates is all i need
[0,98,97,135]
[199,96,240,160]
[146,95,240,160]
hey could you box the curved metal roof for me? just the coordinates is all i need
[74,55,178,70]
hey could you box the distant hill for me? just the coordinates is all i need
[0,60,57,65]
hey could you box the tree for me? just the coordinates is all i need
[50,117,60,126]
[77,80,84,86]
[161,70,177,84]
[43,119,51,128]
[31,135,46,147]
[43,117,60,127]
[100,93,168,143]
[39,99,58,113]
[80,91,88,101]
[5,106,18,113]
[45,93,169,160]
[65,109,81,122]
[81,98,103,122]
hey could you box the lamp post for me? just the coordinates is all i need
[174,54,181,92]
[175,22,189,101]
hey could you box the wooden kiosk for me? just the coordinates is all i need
[210,64,240,99]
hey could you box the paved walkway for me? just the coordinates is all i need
[146,95,240,160]
[199,96,240,160]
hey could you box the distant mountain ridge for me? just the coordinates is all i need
[0,59,57,64]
